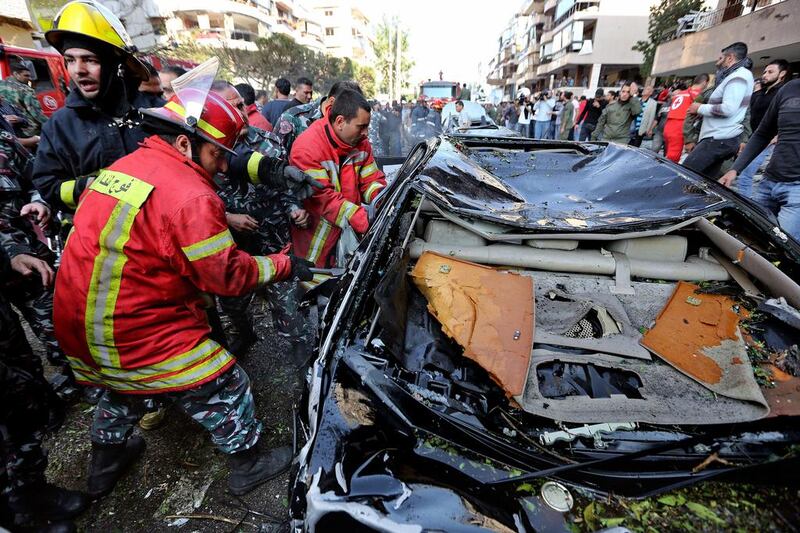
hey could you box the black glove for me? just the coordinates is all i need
[283,165,324,201]
[289,254,315,282]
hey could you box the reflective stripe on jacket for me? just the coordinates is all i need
[54,136,290,393]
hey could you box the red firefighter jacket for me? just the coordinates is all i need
[54,136,291,394]
[289,117,385,285]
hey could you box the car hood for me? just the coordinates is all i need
[416,139,730,232]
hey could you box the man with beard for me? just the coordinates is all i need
[32,0,153,213]
[591,82,641,144]
[682,42,754,178]
[722,59,789,196]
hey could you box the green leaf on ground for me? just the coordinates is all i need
[686,502,725,525]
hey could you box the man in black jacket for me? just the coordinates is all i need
[719,79,800,242]
[576,88,606,141]
[730,59,789,197]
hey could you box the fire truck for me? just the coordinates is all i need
[0,39,70,117]
[419,80,459,107]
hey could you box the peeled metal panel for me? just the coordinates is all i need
[410,251,534,397]
[641,282,768,409]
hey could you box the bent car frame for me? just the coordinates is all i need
[289,135,800,531]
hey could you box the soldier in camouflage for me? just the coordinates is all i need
[368,101,386,157]
[211,82,311,358]
[0,247,88,530]
[0,117,76,399]
[0,61,48,139]
[273,80,364,155]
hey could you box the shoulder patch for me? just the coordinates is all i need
[89,170,154,208]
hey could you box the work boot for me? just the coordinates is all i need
[83,386,105,405]
[227,445,293,496]
[138,407,167,431]
[227,320,257,357]
[87,435,146,499]
[8,483,89,524]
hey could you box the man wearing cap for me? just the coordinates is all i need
[53,78,315,498]
[0,60,49,139]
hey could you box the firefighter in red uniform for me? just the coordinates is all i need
[289,89,386,287]
[53,74,315,498]
[662,74,709,162]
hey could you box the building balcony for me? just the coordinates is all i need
[544,0,557,15]
[652,0,798,76]
[520,0,544,15]
[167,0,272,27]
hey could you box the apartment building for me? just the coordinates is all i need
[652,0,800,77]
[487,0,658,98]
[0,0,36,47]
[307,0,375,65]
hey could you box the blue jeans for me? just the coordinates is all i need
[534,120,550,139]
[736,144,773,198]
[517,122,529,136]
[753,179,800,242]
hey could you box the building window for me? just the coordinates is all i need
[325,27,335,36]
[324,9,333,16]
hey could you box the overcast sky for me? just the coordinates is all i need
[362,0,519,86]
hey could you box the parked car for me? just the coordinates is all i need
[290,136,800,530]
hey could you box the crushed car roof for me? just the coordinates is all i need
[415,139,730,231]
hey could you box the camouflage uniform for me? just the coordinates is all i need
[273,96,324,155]
[216,126,309,346]
[90,364,260,452]
[0,248,51,497]
[368,111,386,157]
[0,79,48,138]
[0,128,66,374]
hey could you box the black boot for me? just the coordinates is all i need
[8,482,89,523]
[227,320,257,357]
[83,386,105,405]
[87,435,146,499]
[227,445,293,496]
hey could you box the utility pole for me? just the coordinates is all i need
[394,18,401,102]
[388,22,394,101]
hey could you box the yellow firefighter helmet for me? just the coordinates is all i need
[45,0,149,81]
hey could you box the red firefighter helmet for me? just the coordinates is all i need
[141,89,244,153]
[139,58,244,154]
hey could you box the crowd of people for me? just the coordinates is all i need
[488,41,798,241]
[0,1,386,531]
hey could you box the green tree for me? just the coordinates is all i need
[633,0,706,78]
[170,34,373,96]
[372,17,414,97]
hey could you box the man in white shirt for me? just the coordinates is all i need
[682,42,754,178]
[533,91,556,139]
[455,100,471,129]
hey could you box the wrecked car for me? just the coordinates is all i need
[290,136,800,531]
